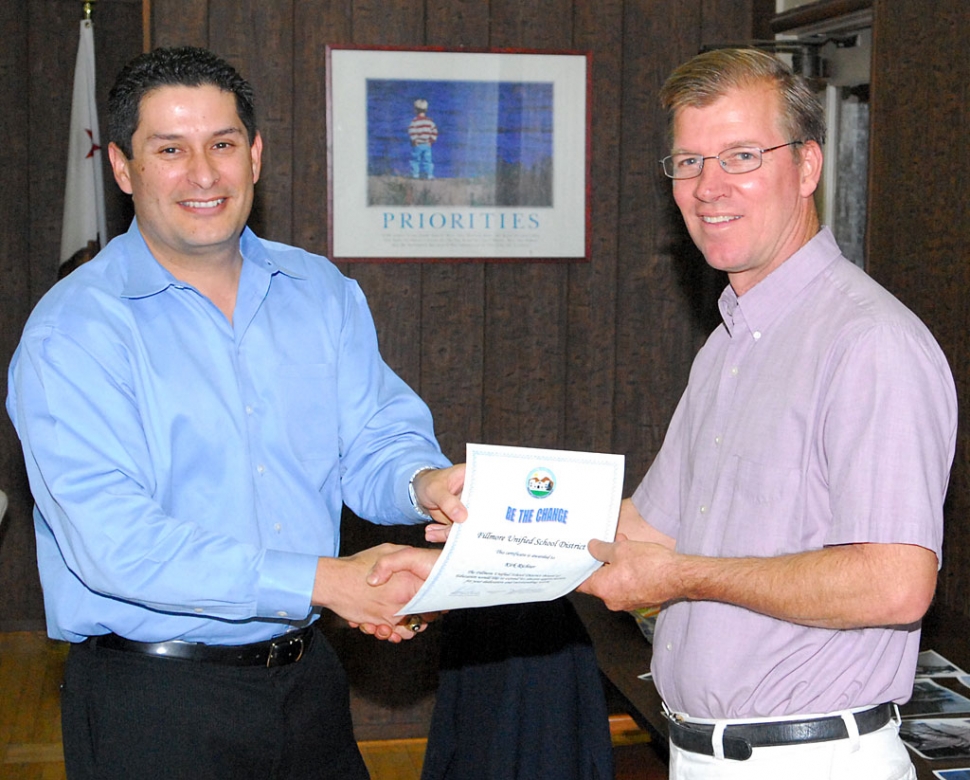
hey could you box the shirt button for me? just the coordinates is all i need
[274,523,282,533]
[714,436,722,445]
[257,464,266,475]
[194,607,204,614]
[245,405,254,415]
[666,642,673,651]
[753,331,762,340]
[731,366,739,376]
[276,611,288,618]
[700,505,707,514]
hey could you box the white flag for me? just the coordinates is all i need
[60,18,107,269]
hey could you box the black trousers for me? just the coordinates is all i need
[60,626,369,780]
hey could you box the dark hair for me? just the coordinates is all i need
[660,48,826,151]
[108,46,257,158]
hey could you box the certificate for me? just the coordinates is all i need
[398,443,624,614]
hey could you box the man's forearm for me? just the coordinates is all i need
[585,514,937,629]
[673,542,937,629]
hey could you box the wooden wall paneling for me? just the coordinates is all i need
[207,2,295,245]
[565,0,623,456]
[612,0,706,486]
[419,0,491,463]
[428,0,491,50]
[149,0,209,48]
[95,2,144,243]
[0,3,30,323]
[351,0,425,46]
[0,1,30,344]
[28,0,82,307]
[480,0,572,450]
[342,0,425,394]
[292,0,352,258]
[751,0,779,40]
[0,3,41,631]
[867,0,970,616]
[417,266,486,463]
[700,0,755,47]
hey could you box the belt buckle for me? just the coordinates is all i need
[266,633,305,668]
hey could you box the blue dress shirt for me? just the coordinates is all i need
[7,221,450,644]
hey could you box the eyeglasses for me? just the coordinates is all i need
[660,141,804,180]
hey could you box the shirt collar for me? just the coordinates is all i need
[119,220,304,299]
[717,226,843,339]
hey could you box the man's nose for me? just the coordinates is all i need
[187,151,220,188]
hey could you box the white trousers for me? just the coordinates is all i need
[668,712,916,780]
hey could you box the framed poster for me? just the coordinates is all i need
[326,45,590,262]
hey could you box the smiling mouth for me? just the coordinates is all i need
[180,198,226,209]
[701,215,740,224]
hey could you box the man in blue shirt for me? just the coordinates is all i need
[6,46,464,780]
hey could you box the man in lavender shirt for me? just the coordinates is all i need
[577,48,957,778]
[369,46,957,777]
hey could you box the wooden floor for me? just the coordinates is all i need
[0,632,666,779]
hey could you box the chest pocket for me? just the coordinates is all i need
[717,457,804,557]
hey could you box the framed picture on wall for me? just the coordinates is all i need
[325,45,590,262]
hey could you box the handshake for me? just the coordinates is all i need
[311,464,467,643]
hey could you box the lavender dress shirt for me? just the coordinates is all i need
[632,228,957,719]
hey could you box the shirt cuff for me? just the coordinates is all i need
[256,549,319,620]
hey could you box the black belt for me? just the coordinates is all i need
[89,624,315,668]
[667,702,894,761]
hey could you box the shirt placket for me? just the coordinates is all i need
[704,303,757,523]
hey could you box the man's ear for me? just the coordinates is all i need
[799,140,823,198]
[108,143,134,195]
[250,131,263,185]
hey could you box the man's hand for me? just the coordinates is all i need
[351,547,444,641]
[312,544,436,644]
[576,499,681,611]
[578,534,681,612]
[367,545,441,586]
[413,464,466,543]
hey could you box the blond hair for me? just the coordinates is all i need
[660,48,825,149]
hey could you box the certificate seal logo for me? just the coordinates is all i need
[527,468,556,498]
